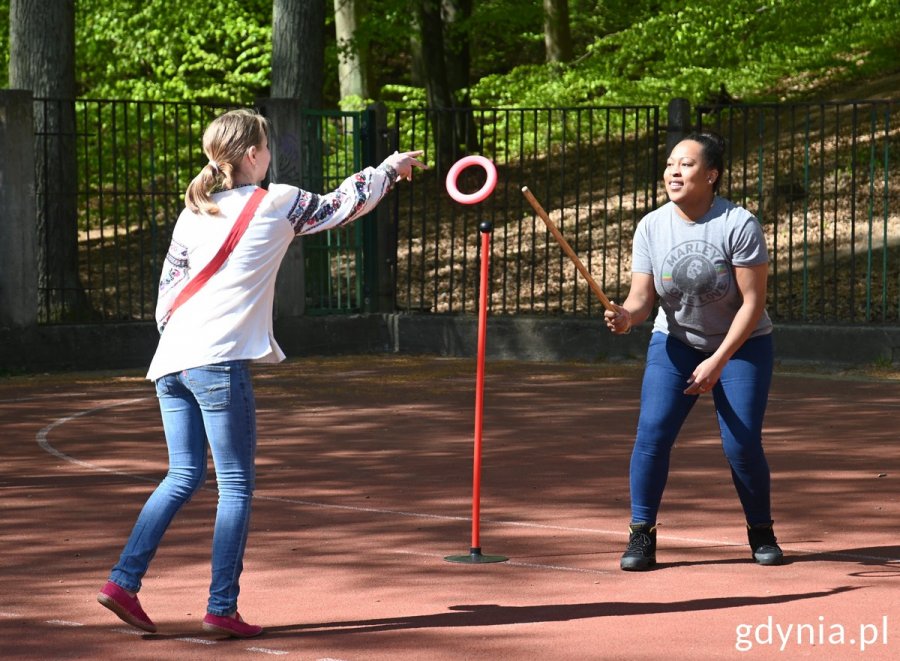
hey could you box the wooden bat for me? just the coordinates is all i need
[521,186,615,312]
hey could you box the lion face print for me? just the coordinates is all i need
[661,241,730,307]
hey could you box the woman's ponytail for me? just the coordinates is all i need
[183,109,270,215]
[185,162,223,215]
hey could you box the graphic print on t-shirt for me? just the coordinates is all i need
[661,240,730,307]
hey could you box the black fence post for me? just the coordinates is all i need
[361,102,395,313]
[0,90,38,328]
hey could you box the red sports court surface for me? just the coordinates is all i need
[0,355,896,660]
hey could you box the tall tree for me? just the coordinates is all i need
[411,0,458,167]
[9,0,92,321]
[543,0,572,63]
[270,0,327,318]
[443,0,477,154]
[333,0,371,104]
[272,0,326,104]
[443,0,472,102]
[544,0,572,62]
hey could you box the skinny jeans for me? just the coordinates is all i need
[629,332,774,526]
[108,360,256,616]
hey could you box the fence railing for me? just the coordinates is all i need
[292,109,373,314]
[698,100,897,323]
[35,99,372,322]
[33,97,897,326]
[35,98,230,323]
[390,106,661,317]
[391,101,897,323]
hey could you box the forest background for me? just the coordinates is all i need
[0,0,899,365]
[1,0,898,111]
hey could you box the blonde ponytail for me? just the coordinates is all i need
[185,163,223,215]
[183,109,270,215]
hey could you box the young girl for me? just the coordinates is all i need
[98,108,426,637]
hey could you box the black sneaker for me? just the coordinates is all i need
[747,521,784,565]
[620,522,656,571]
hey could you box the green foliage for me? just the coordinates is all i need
[376,0,900,177]
[468,0,900,108]
[465,0,544,76]
[337,94,375,111]
[75,0,272,103]
[4,0,897,109]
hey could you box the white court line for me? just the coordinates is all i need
[46,619,84,627]
[36,398,900,565]
[36,397,158,483]
[175,636,216,645]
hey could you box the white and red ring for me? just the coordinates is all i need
[445,155,497,205]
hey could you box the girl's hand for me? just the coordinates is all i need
[384,150,428,181]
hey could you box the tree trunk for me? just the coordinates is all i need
[272,0,326,105]
[443,0,471,101]
[270,0,327,319]
[442,0,477,153]
[333,0,371,103]
[543,0,572,64]
[411,0,459,170]
[9,0,93,321]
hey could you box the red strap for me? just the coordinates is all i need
[167,187,268,320]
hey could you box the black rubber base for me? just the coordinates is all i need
[444,547,508,564]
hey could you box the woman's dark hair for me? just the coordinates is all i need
[681,130,726,193]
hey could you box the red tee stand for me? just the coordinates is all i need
[445,220,508,564]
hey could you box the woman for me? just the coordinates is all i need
[604,131,782,571]
[97,109,426,636]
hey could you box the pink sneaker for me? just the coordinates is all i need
[202,611,263,638]
[97,581,157,633]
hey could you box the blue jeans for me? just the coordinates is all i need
[108,360,257,616]
[629,332,774,526]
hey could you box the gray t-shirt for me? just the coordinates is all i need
[632,197,773,352]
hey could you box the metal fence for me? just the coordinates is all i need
[698,100,897,323]
[34,97,897,325]
[35,98,230,323]
[390,101,898,323]
[293,109,375,314]
[389,106,661,317]
[34,99,371,323]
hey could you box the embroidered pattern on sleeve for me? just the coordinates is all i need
[378,163,399,187]
[159,240,190,291]
[287,190,318,232]
[156,240,190,333]
[286,167,393,236]
[311,190,347,227]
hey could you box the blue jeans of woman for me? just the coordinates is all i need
[629,332,774,526]
[108,360,256,616]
